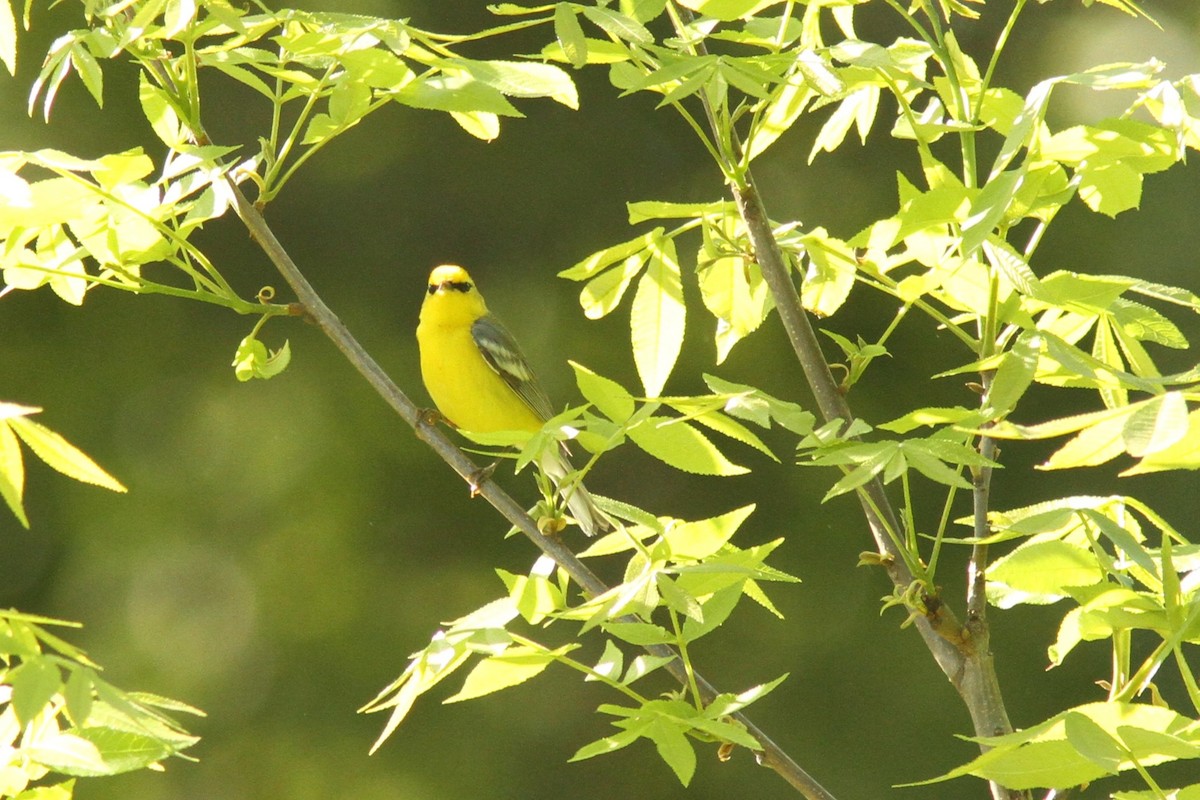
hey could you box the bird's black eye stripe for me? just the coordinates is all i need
[428,279,474,295]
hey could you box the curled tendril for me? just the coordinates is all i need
[257,286,276,303]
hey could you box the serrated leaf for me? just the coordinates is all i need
[450,59,578,109]
[675,0,786,21]
[681,583,743,642]
[0,420,28,527]
[444,645,566,703]
[11,657,61,724]
[554,4,588,69]
[603,621,675,645]
[631,236,685,397]
[630,417,748,476]
[560,228,661,280]
[64,667,94,727]
[581,6,653,44]
[0,0,15,76]
[988,540,1103,603]
[572,362,635,424]
[8,417,125,493]
[664,504,755,560]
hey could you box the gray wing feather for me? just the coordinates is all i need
[471,314,556,421]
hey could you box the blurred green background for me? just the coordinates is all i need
[4,2,1200,798]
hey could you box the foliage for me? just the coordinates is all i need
[4,0,1200,798]
[0,611,202,800]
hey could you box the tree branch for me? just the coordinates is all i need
[731,160,1022,800]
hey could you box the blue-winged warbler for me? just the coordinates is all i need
[417,264,611,536]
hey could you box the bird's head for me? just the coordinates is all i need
[426,264,476,297]
[421,264,487,322]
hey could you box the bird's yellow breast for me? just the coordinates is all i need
[417,307,543,434]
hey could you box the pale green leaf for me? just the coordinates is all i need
[560,228,661,280]
[449,110,501,141]
[674,0,786,21]
[8,417,126,493]
[1123,408,1200,475]
[11,658,61,724]
[630,417,748,476]
[631,236,685,397]
[0,0,14,75]
[664,504,755,560]
[581,6,653,44]
[394,74,522,117]
[450,59,578,109]
[0,421,28,527]
[800,229,855,317]
[681,583,743,642]
[1078,161,1142,217]
[554,3,587,69]
[1122,391,1187,457]
[572,362,635,424]
[987,332,1041,417]
[647,717,696,785]
[579,252,645,320]
[988,540,1103,604]
[444,645,566,703]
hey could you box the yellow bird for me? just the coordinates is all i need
[417,264,612,537]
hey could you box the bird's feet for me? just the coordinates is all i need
[468,461,498,497]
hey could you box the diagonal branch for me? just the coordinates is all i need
[225,181,838,800]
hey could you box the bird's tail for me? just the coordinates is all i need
[538,446,612,537]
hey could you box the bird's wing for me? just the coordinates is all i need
[471,314,556,422]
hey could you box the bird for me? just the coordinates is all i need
[416,264,612,537]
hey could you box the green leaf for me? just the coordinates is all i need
[138,72,184,148]
[630,236,685,397]
[554,3,587,69]
[231,336,291,382]
[8,417,126,493]
[580,6,653,44]
[648,717,696,785]
[560,228,662,280]
[444,645,568,703]
[602,621,674,646]
[64,667,94,727]
[449,110,501,141]
[675,0,786,21]
[1122,391,1188,458]
[0,0,14,75]
[1078,161,1142,217]
[589,639,624,682]
[572,362,635,424]
[703,673,789,718]
[664,504,755,560]
[579,251,645,320]
[0,419,28,527]
[449,59,578,109]
[630,417,749,476]
[961,168,1023,259]
[681,583,743,642]
[11,657,61,724]
[800,229,855,317]
[1123,408,1200,475]
[394,74,522,117]
[916,701,1200,791]
[986,332,1041,417]
[987,540,1104,606]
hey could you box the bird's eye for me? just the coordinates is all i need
[449,281,473,293]
[426,284,438,295]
